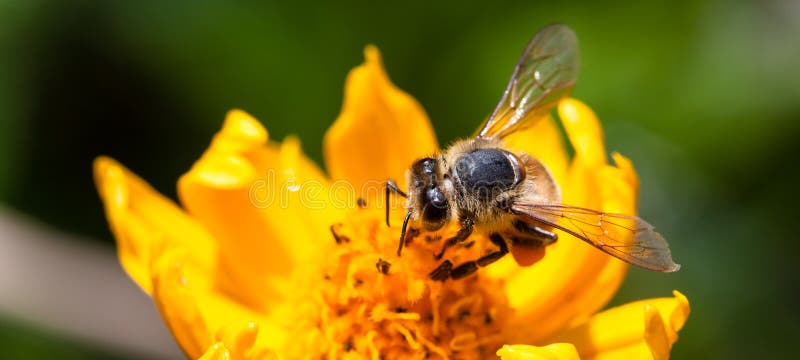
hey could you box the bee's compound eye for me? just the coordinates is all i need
[426,188,447,208]
[422,188,449,231]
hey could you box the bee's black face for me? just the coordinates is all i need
[411,157,450,231]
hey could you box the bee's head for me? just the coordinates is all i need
[410,157,450,231]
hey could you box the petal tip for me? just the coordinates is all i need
[557,98,589,122]
[93,156,121,185]
[215,320,260,358]
[219,109,269,149]
[93,155,116,172]
[200,342,231,360]
[558,97,606,166]
[324,44,437,187]
[363,45,382,66]
[497,343,580,360]
[93,156,128,209]
[183,154,257,189]
[556,98,578,122]
[670,290,691,331]
[610,151,640,190]
[643,304,672,359]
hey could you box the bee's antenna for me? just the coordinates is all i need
[397,211,412,256]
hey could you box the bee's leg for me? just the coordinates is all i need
[429,260,453,281]
[385,180,407,227]
[396,211,412,256]
[512,220,558,246]
[433,218,474,260]
[450,233,509,280]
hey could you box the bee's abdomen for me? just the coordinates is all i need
[453,148,524,201]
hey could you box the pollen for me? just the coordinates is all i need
[281,207,514,359]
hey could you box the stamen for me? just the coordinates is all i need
[371,304,421,322]
[449,332,477,351]
[447,294,482,318]
[283,210,513,358]
[366,330,380,360]
[450,332,504,352]
[431,291,442,337]
[390,323,422,350]
[415,329,450,360]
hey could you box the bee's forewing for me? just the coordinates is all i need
[477,24,580,139]
[510,203,680,272]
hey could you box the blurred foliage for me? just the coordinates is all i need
[1,0,799,358]
[0,316,137,360]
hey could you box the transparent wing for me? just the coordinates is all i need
[477,24,579,139]
[510,203,680,272]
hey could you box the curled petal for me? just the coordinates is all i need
[558,98,606,168]
[93,156,215,294]
[212,109,269,153]
[151,249,288,359]
[179,110,343,309]
[152,250,213,358]
[215,321,259,359]
[323,46,438,193]
[497,343,581,360]
[199,343,231,360]
[546,291,690,360]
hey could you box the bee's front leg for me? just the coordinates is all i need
[433,217,474,260]
[385,179,407,227]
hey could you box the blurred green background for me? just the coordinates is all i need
[1,0,799,358]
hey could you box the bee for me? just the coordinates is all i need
[385,24,680,281]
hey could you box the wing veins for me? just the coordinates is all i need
[509,203,680,272]
[477,24,579,139]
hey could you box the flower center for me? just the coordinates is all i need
[281,205,515,359]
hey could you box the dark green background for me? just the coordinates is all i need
[2,0,798,358]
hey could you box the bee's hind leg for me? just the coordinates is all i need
[430,233,509,281]
[429,260,453,281]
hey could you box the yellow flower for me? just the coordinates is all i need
[94,46,690,359]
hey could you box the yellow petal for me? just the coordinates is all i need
[556,153,640,329]
[503,114,569,187]
[199,343,231,360]
[497,344,581,360]
[179,110,344,309]
[152,250,213,358]
[323,46,438,194]
[500,99,634,341]
[93,156,216,294]
[215,321,259,359]
[546,291,690,360]
[559,98,606,208]
[152,249,289,359]
[484,114,568,280]
[558,98,606,168]
[213,109,269,153]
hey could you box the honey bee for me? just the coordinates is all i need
[385,24,680,281]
